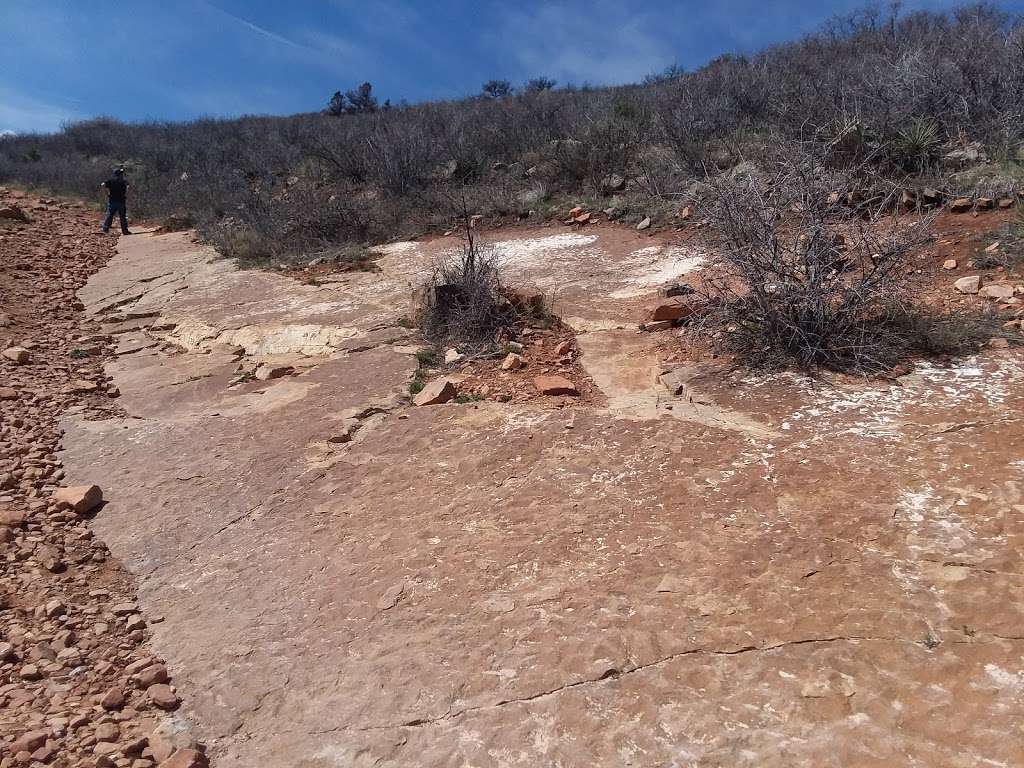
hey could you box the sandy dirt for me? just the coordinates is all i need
[24,212,1024,766]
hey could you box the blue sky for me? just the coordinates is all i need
[2,0,1022,134]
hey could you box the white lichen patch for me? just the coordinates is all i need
[769,356,1024,440]
[610,245,707,298]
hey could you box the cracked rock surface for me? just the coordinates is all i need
[56,227,1024,766]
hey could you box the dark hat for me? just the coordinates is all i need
[113,166,125,175]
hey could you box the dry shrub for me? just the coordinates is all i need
[698,143,934,372]
[418,231,518,351]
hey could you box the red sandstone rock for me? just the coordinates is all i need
[533,375,578,396]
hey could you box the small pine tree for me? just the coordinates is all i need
[325,91,345,116]
[345,82,378,114]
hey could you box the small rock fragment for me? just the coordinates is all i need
[254,363,293,381]
[534,375,578,396]
[377,582,405,610]
[53,484,103,514]
[413,378,457,406]
[100,686,126,711]
[66,378,99,393]
[2,346,31,363]
[136,664,169,688]
[500,353,525,371]
[980,284,1015,300]
[954,275,981,294]
[159,749,209,768]
[95,723,121,742]
[147,683,180,710]
[651,297,704,322]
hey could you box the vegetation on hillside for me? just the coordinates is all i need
[1,3,1022,271]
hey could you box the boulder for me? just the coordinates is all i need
[53,484,103,514]
[921,188,943,207]
[949,198,973,214]
[413,378,457,406]
[554,341,572,356]
[976,197,994,210]
[443,348,463,365]
[2,346,31,363]
[942,259,958,270]
[636,217,652,231]
[997,197,1015,209]
[534,375,578,396]
[954,275,981,294]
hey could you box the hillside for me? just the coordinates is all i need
[5,4,1024,766]
[1,4,1022,267]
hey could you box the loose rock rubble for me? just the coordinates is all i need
[0,189,206,768]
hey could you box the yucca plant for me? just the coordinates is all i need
[893,121,942,173]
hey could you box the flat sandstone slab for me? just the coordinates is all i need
[61,229,1024,767]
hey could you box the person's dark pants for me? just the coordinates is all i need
[102,200,129,234]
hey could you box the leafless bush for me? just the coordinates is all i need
[698,143,934,372]
[418,226,517,351]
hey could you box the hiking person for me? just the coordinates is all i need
[100,167,132,234]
